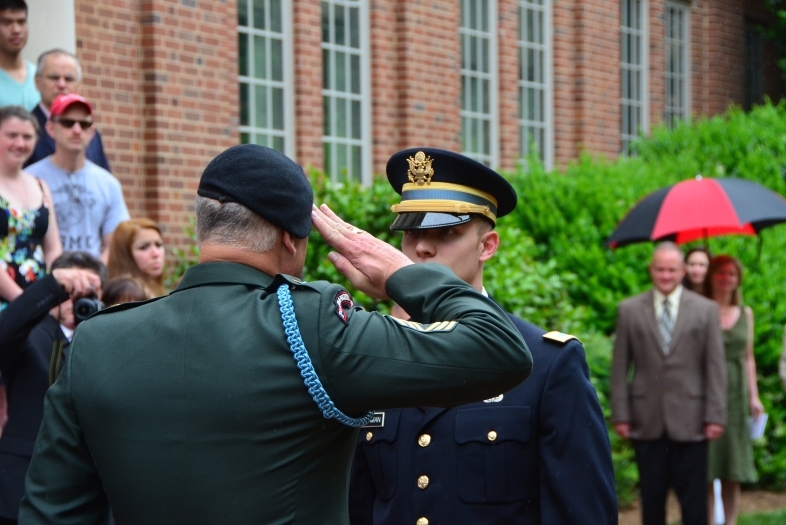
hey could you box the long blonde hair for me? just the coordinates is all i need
[107,218,167,297]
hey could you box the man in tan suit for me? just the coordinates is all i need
[611,242,726,525]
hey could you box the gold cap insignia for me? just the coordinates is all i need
[406,151,435,185]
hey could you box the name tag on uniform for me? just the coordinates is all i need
[362,411,385,427]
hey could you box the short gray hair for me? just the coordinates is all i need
[652,241,683,261]
[195,196,280,253]
[35,48,83,81]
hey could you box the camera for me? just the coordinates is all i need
[73,296,105,325]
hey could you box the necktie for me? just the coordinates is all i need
[659,298,674,354]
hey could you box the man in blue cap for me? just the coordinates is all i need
[349,148,617,525]
[18,144,532,525]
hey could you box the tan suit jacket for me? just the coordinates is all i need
[611,288,726,441]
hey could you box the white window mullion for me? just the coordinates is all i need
[518,0,553,169]
[620,0,649,154]
[665,1,690,127]
[321,0,370,184]
[460,0,498,167]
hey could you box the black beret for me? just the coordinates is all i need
[197,144,313,238]
[386,148,517,230]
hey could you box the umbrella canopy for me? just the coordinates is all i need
[607,177,786,249]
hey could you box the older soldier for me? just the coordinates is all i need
[349,148,617,525]
[19,144,532,525]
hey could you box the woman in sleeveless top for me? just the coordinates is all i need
[0,106,62,310]
[704,255,763,525]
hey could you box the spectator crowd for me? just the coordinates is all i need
[2,1,786,525]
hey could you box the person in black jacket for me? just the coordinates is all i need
[349,148,618,525]
[0,251,104,525]
[23,48,110,171]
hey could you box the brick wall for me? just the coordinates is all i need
[76,0,238,251]
[71,0,783,252]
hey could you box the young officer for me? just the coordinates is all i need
[349,148,618,525]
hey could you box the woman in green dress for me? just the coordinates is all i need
[704,255,764,525]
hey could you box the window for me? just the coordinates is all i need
[237,0,294,156]
[664,2,690,127]
[460,0,498,167]
[518,0,553,168]
[620,0,648,154]
[744,25,763,111]
[321,0,371,183]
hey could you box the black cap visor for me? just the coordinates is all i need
[390,212,474,231]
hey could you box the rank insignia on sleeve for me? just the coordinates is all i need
[334,290,354,325]
[389,317,457,332]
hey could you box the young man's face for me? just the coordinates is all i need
[400,218,498,290]
[0,9,27,55]
[49,104,95,155]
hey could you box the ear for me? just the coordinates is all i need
[45,120,55,139]
[281,230,297,256]
[479,230,499,263]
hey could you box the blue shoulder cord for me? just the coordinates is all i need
[276,284,374,427]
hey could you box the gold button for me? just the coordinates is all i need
[416,518,429,525]
[417,475,430,489]
[366,432,373,441]
[487,430,497,441]
[418,434,431,447]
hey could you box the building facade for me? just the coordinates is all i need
[24,0,783,249]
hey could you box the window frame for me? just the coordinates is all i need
[517,0,553,170]
[620,0,649,155]
[459,0,500,168]
[237,0,296,158]
[664,1,690,127]
[320,0,372,184]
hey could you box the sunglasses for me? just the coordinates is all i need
[54,118,93,130]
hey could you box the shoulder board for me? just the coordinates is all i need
[388,317,457,333]
[543,331,580,345]
[88,295,166,319]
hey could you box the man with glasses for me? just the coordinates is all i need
[0,0,40,110]
[24,48,111,170]
[26,94,129,262]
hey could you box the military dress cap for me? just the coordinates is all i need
[386,148,518,230]
[197,144,313,238]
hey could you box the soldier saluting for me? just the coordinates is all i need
[19,144,532,525]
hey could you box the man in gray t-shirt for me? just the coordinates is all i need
[26,93,128,261]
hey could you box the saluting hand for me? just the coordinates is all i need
[52,269,102,299]
[312,204,412,300]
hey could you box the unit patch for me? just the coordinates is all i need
[334,291,354,325]
[389,317,457,332]
[362,411,386,428]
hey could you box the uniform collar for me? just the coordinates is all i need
[173,262,274,293]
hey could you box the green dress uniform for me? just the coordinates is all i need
[707,307,758,483]
[19,261,531,525]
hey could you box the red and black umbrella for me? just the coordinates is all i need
[607,177,786,249]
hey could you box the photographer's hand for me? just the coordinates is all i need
[52,269,102,299]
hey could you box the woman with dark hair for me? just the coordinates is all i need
[683,246,712,293]
[107,218,166,297]
[0,106,62,308]
[704,255,763,525]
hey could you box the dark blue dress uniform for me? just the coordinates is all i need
[349,314,618,525]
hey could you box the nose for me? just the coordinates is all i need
[414,237,435,259]
[56,78,68,89]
